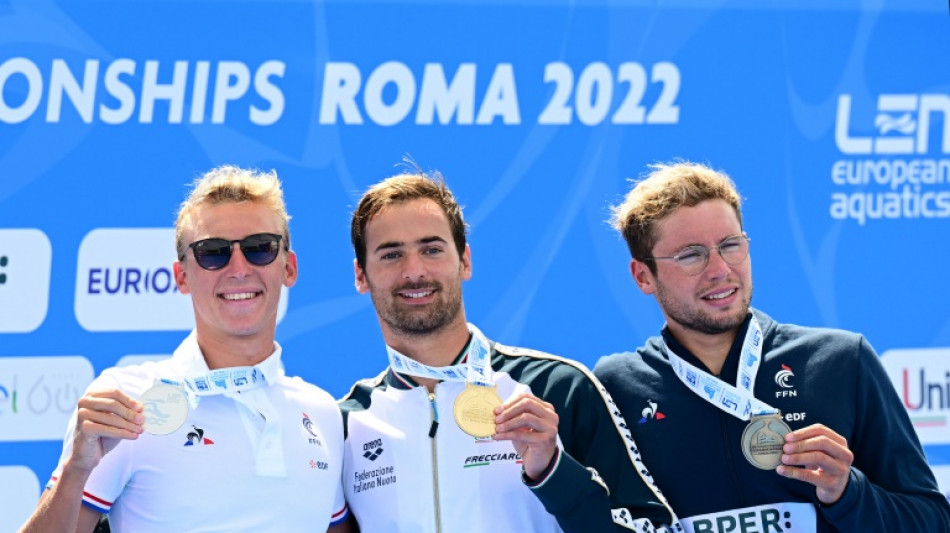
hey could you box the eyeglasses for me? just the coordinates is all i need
[182,233,285,271]
[644,234,750,276]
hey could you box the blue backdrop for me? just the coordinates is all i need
[1,1,948,529]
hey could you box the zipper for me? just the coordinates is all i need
[428,392,442,533]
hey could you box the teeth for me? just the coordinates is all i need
[706,289,735,300]
[403,290,433,299]
[223,292,256,301]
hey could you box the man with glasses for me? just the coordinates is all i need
[21,166,350,532]
[594,161,949,532]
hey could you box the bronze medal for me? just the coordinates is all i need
[453,383,502,438]
[741,413,791,469]
[140,383,189,435]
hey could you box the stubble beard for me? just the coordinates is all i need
[373,280,464,337]
[656,281,753,336]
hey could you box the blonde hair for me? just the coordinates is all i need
[175,165,290,258]
[611,161,742,272]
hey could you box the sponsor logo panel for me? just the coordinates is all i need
[0,356,94,441]
[831,93,950,225]
[881,348,950,446]
[0,466,40,532]
[0,229,52,333]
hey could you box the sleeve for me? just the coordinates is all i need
[47,373,133,515]
[525,363,679,532]
[820,336,950,532]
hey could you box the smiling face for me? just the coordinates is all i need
[355,198,471,339]
[174,201,297,355]
[632,199,752,342]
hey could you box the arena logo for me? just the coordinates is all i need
[835,94,950,155]
[881,348,950,446]
[74,227,288,331]
[0,229,52,333]
[0,58,286,125]
[0,356,94,441]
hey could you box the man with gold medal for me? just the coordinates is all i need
[595,161,950,532]
[339,166,680,532]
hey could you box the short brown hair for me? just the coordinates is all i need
[176,165,290,259]
[351,169,467,270]
[611,161,742,273]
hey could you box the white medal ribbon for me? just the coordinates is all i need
[156,332,287,477]
[157,365,268,409]
[662,315,779,420]
[386,323,493,386]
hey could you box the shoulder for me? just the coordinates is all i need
[279,375,338,407]
[759,309,871,362]
[337,369,389,414]
[492,342,595,386]
[594,335,666,379]
[95,359,171,396]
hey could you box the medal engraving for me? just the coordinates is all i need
[453,383,502,438]
[141,383,189,435]
[741,413,791,469]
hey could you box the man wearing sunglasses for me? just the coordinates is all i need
[21,166,350,532]
[338,168,679,532]
[595,161,949,532]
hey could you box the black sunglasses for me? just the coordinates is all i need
[182,233,285,271]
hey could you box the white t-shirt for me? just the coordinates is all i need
[49,332,347,532]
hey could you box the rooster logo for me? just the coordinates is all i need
[774,365,794,388]
[638,400,666,424]
[184,425,214,446]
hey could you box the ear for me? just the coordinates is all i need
[354,259,369,294]
[631,259,657,295]
[282,251,298,288]
[459,244,472,281]
[174,261,190,295]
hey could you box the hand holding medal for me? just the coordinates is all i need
[492,392,560,480]
[67,387,145,472]
[776,423,855,505]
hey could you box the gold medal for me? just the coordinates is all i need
[453,383,502,438]
[741,413,791,469]
[140,383,189,435]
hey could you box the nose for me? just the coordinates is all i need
[703,247,731,279]
[222,243,253,277]
[402,252,426,283]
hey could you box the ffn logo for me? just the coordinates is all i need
[836,94,950,155]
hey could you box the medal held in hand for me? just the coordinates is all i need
[140,382,189,435]
[454,383,503,438]
[741,413,791,469]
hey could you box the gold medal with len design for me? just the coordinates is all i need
[454,383,502,438]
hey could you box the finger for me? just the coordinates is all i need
[79,406,145,434]
[77,417,142,441]
[82,388,145,412]
[495,410,558,435]
[78,393,145,425]
[784,424,847,446]
[783,434,854,465]
[781,449,850,475]
[495,397,556,424]
[776,462,849,494]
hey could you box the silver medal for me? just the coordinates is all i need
[741,413,791,469]
[140,383,189,435]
